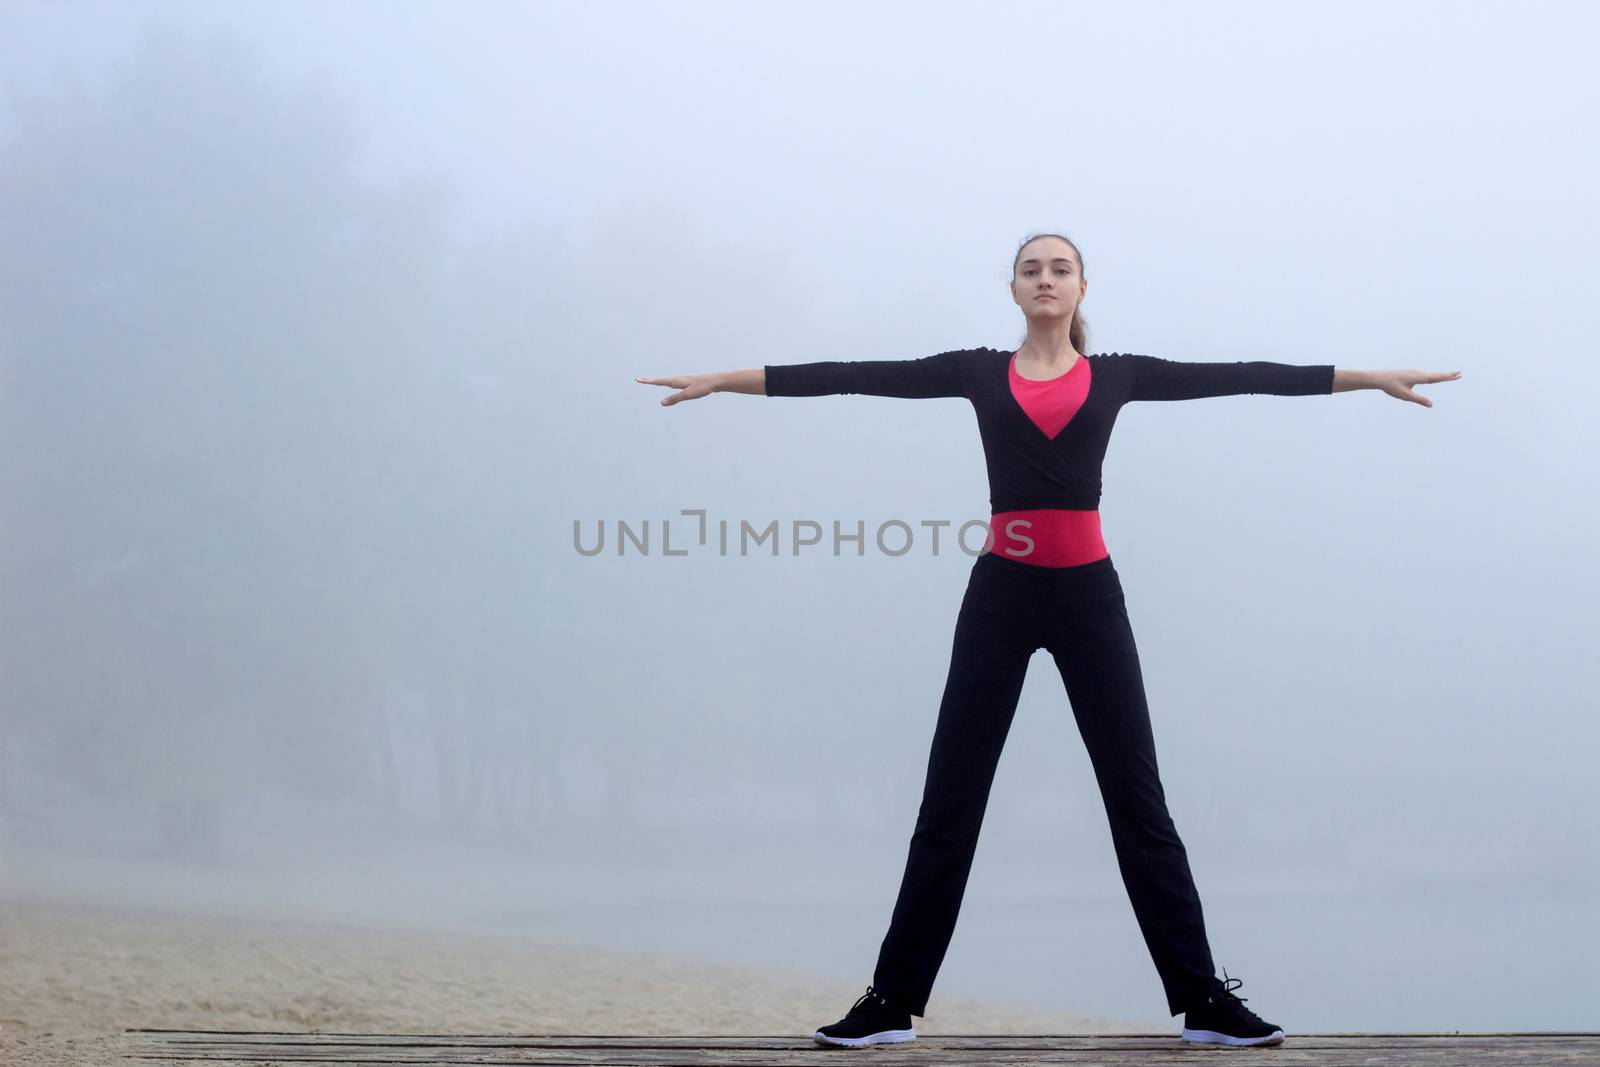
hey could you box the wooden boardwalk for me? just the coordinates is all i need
[121,1028,1600,1064]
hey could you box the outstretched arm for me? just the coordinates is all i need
[636,350,968,406]
[762,351,967,399]
[1124,354,1462,407]
[1126,354,1335,401]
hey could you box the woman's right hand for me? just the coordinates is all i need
[635,372,724,406]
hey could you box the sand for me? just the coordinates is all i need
[0,892,1163,1066]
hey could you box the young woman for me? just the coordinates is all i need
[636,233,1460,1049]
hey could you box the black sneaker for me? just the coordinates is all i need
[1180,969,1286,1047]
[813,985,917,1047]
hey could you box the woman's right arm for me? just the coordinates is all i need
[637,350,970,406]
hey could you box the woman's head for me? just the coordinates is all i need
[1010,232,1088,353]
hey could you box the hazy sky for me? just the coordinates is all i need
[2,0,1596,1032]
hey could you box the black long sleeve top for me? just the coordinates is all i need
[763,348,1334,512]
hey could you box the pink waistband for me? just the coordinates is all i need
[986,509,1108,568]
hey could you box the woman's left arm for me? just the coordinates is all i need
[1333,368,1462,407]
[1123,354,1462,407]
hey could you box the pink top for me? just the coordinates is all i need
[1007,349,1091,438]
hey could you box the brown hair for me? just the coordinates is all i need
[1012,232,1089,353]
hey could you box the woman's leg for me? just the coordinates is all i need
[1045,587,1219,1017]
[871,595,1036,1017]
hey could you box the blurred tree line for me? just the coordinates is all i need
[0,24,595,859]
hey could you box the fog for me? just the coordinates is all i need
[1,0,1595,1032]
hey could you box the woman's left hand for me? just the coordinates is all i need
[1374,369,1462,407]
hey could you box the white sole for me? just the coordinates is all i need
[1182,1026,1286,1047]
[813,1028,917,1047]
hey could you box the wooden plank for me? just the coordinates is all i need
[120,1029,1600,1066]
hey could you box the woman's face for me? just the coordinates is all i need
[1011,238,1085,322]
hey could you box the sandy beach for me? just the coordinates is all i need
[0,891,1162,1066]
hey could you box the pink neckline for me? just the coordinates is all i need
[1010,350,1086,383]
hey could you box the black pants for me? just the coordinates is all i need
[872,550,1219,1018]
